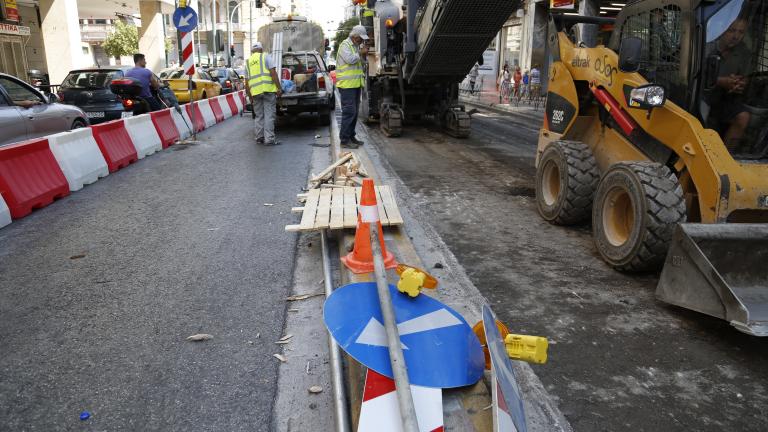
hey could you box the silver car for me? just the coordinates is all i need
[0,73,88,146]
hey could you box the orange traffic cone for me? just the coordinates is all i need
[341,179,397,274]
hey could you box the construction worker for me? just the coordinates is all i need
[246,42,283,146]
[336,25,369,149]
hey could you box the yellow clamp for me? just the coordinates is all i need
[505,334,548,365]
[179,0,188,8]
[396,264,437,298]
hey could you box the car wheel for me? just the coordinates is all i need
[71,119,87,129]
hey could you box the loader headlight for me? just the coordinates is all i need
[628,84,666,109]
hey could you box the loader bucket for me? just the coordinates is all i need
[656,223,768,336]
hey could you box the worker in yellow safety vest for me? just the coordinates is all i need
[246,42,283,145]
[335,25,369,149]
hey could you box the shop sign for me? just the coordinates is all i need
[0,23,30,36]
[550,0,576,9]
[4,0,20,22]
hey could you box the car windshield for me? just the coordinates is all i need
[168,70,186,79]
[61,71,122,89]
[209,68,227,78]
[703,0,768,159]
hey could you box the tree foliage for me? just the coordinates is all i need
[102,20,139,59]
[332,17,360,58]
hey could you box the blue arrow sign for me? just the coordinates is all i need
[173,7,198,33]
[324,282,484,388]
[483,304,527,432]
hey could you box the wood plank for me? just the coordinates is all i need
[330,187,345,230]
[343,187,358,228]
[299,189,321,230]
[315,188,332,229]
[310,152,353,182]
[380,185,403,225]
[374,186,390,226]
[291,207,305,214]
[285,225,302,232]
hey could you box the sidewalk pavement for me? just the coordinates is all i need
[460,90,545,118]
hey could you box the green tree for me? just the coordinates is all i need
[102,20,139,63]
[332,17,360,58]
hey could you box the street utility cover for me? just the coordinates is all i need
[324,282,484,388]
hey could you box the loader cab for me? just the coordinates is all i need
[612,0,768,159]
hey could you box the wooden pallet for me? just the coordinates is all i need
[286,185,404,232]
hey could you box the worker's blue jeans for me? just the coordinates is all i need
[339,87,361,143]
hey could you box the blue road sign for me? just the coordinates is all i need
[173,7,198,33]
[324,282,484,388]
[483,304,527,432]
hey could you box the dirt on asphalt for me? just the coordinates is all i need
[361,107,768,432]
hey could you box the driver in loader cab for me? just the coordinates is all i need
[707,16,753,151]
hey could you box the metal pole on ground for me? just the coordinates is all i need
[369,225,419,432]
[320,230,351,432]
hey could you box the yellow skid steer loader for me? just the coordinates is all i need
[536,0,768,335]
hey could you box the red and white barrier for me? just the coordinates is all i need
[208,97,226,123]
[91,120,139,172]
[197,99,217,128]
[124,114,162,159]
[224,93,239,117]
[216,95,233,119]
[150,108,181,148]
[0,195,10,228]
[0,138,70,219]
[185,102,206,133]
[172,108,193,140]
[47,128,109,192]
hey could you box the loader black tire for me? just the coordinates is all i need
[536,140,599,225]
[592,162,686,272]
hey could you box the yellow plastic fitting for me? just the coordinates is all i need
[397,268,427,298]
[504,334,549,364]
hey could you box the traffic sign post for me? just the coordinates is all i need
[323,282,485,388]
[174,5,198,140]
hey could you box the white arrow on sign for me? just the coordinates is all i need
[178,13,194,27]
[355,308,463,350]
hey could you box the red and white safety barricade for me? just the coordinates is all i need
[224,93,239,117]
[124,114,163,159]
[0,195,10,228]
[197,99,217,128]
[47,128,109,192]
[185,102,206,133]
[208,96,226,123]
[150,108,181,148]
[216,95,233,119]
[90,120,139,172]
[358,370,444,432]
[0,138,70,219]
[171,107,193,140]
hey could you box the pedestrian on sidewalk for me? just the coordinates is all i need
[246,42,283,146]
[468,63,479,95]
[522,70,530,99]
[336,25,369,149]
[530,64,542,100]
[498,64,511,104]
[513,66,522,99]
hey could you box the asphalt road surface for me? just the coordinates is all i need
[0,114,321,431]
[361,105,768,432]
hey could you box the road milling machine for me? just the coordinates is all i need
[536,0,768,335]
[357,0,520,137]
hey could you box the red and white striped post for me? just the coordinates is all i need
[180,31,196,139]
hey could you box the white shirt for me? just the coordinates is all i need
[337,38,361,66]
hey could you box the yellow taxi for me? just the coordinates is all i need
[163,68,222,103]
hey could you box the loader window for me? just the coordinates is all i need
[703,0,768,158]
[620,6,687,106]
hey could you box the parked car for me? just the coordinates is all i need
[58,67,169,124]
[0,72,88,146]
[163,68,221,103]
[207,67,245,94]
[277,51,335,124]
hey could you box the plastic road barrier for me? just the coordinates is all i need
[185,102,206,133]
[171,108,192,140]
[150,109,180,148]
[0,138,70,219]
[124,114,163,159]
[224,94,239,117]
[208,97,226,123]
[90,120,139,172]
[0,194,11,228]
[234,92,244,113]
[197,99,217,128]
[47,128,109,192]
